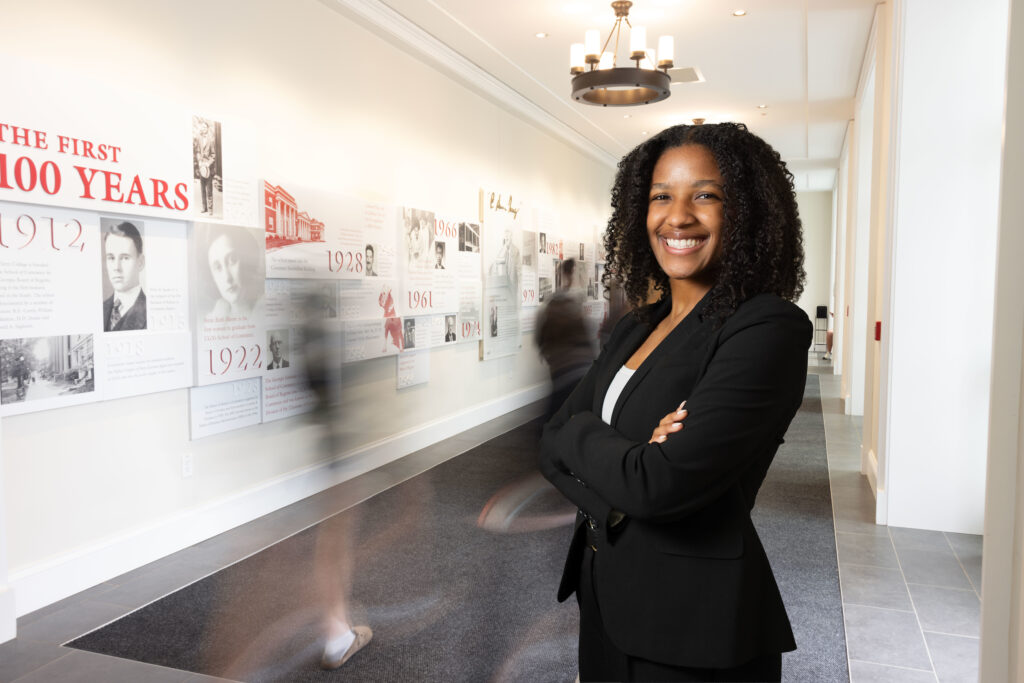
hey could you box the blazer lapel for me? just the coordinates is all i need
[591,309,658,416]
[609,291,713,426]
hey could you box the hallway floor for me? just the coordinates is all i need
[812,359,981,683]
[0,359,982,682]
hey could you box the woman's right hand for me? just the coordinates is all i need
[648,401,688,443]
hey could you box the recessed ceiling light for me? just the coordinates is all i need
[641,131,648,135]
[623,114,631,119]
[757,104,768,109]
[732,9,747,17]
[536,32,549,38]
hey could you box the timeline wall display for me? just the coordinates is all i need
[264,186,380,281]
[480,189,524,361]
[398,207,459,317]
[189,377,263,440]
[0,55,259,226]
[0,201,193,415]
[191,222,266,386]
[100,215,192,400]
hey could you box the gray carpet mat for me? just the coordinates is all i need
[67,374,846,682]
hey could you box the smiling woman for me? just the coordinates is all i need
[539,122,811,682]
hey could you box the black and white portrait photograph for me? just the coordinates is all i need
[579,242,585,261]
[100,218,147,332]
[192,115,223,218]
[402,208,435,269]
[444,315,457,343]
[266,329,290,370]
[434,242,446,270]
[403,318,416,350]
[538,232,547,254]
[458,222,480,253]
[365,243,378,277]
[0,335,95,404]
[489,305,498,338]
[195,224,266,321]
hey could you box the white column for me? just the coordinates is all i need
[882,0,1009,532]
[980,0,1024,676]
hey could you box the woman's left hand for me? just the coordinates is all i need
[648,401,688,444]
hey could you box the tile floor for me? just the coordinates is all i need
[813,360,982,683]
[0,362,984,682]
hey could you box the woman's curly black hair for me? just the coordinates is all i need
[603,122,805,328]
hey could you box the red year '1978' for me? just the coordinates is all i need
[207,344,263,376]
[0,213,85,251]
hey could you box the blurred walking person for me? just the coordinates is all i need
[535,258,596,422]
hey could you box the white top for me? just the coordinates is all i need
[602,365,636,424]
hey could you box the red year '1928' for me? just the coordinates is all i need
[326,250,363,274]
[0,213,85,251]
[207,344,263,376]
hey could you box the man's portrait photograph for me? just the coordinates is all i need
[267,329,290,370]
[101,218,147,332]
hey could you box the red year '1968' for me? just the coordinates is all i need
[0,213,85,251]
[207,344,263,376]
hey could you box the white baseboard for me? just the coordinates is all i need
[0,585,14,644]
[865,448,878,495]
[10,383,547,617]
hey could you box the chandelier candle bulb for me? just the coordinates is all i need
[630,26,647,60]
[585,29,601,62]
[570,44,585,73]
[599,52,614,70]
[643,48,657,70]
[658,35,674,68]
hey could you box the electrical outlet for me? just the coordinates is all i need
[182,452,194,478]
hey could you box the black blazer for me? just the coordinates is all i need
[540,292,811,669]
[103,290,147,332]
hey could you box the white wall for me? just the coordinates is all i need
[847,65,875,418]
[883,0,1009,533]
[796,190,834,337]
[0,0,615,616]
[832,127,851,374]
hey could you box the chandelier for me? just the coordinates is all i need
[570,1,674,106]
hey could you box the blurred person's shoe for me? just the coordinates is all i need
[321,625,373,670]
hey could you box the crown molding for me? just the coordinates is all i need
[319,0,619,169]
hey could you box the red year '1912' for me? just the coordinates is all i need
[207,344,263,376]
[0,213,85,251]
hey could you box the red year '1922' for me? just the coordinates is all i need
[0,213,85,251]
[207,344,263,376]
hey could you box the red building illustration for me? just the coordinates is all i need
[264,181,325,248]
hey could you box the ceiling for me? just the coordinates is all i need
[375,0,878,191]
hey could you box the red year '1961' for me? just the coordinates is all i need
[0,213,85,251]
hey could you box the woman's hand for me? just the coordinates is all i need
[649,401,688,444]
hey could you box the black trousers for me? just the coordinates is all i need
[577,546,782,682]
